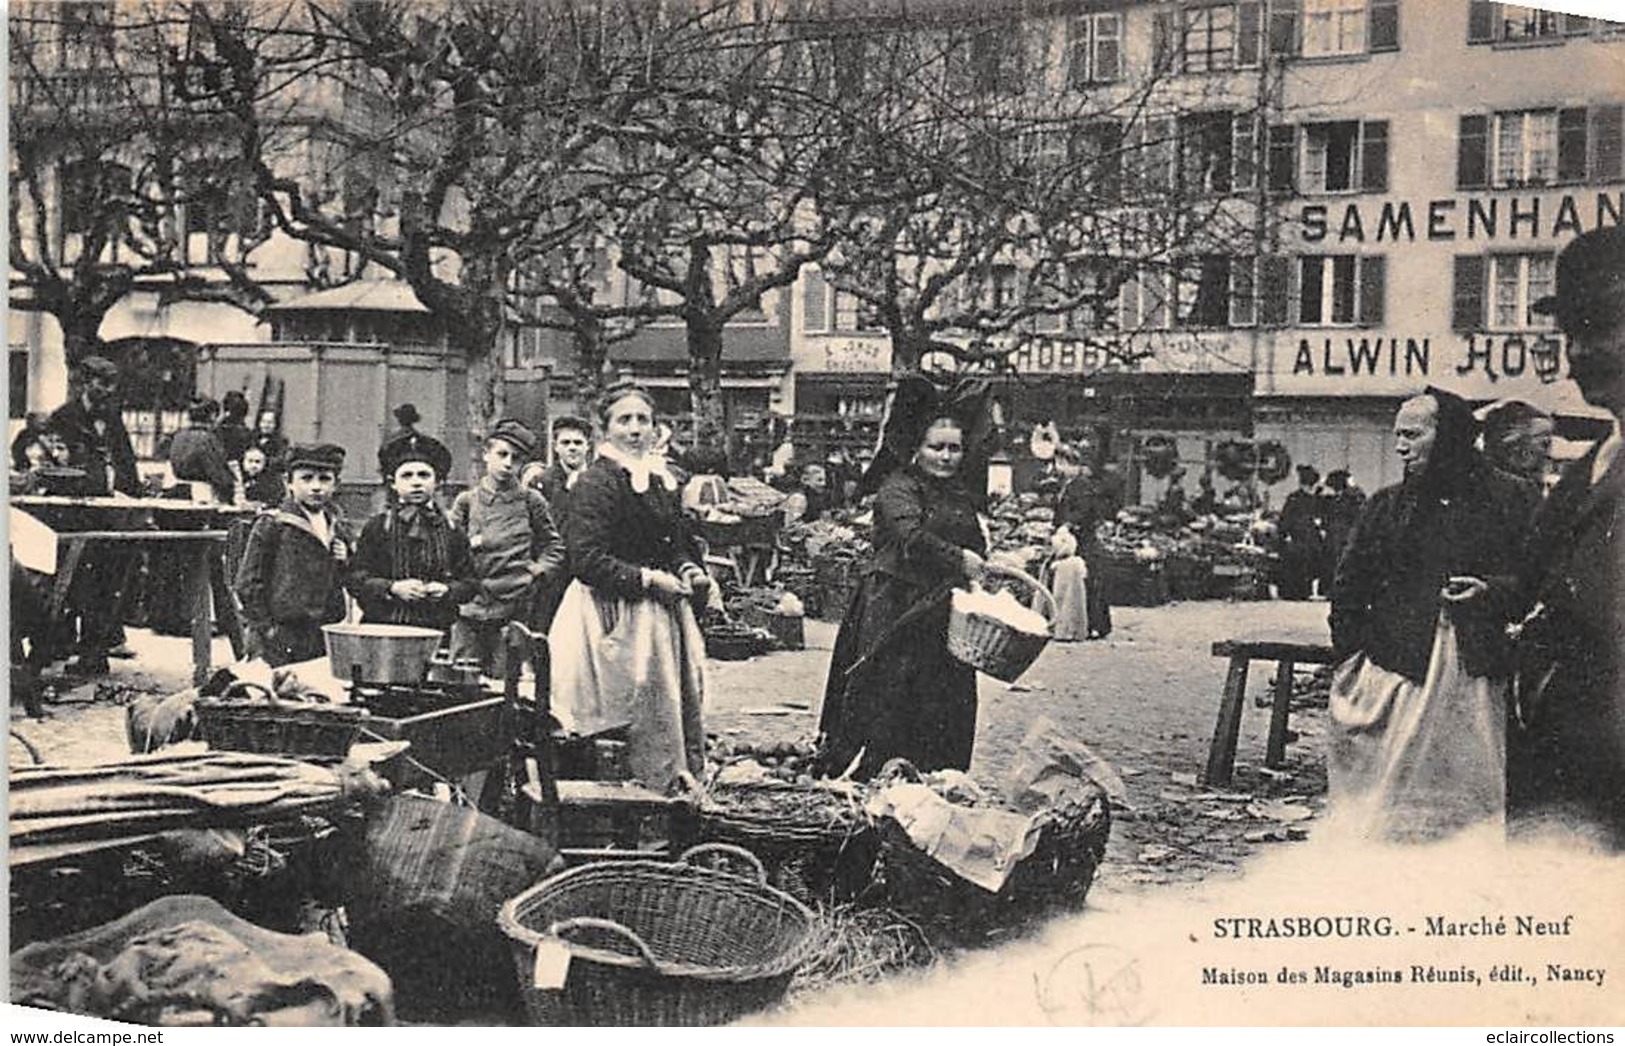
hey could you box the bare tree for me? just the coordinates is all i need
[800,2,1262,377]
[8,1,274,367]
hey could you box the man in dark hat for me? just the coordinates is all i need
[448,419,565,672]
[1319,468,1366,595]
[216,390,253,468]
[45,356,142,675]
[1510,225,1625,847]
[347,429,476,632]
[1277,464,1325,599]
[387,403,423,446]
[235,443,354,666]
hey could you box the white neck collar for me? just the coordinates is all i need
[597,441,677,494]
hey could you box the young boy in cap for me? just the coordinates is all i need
[347,430,477,633]
[234,443,353,666]
[448,418,566,673]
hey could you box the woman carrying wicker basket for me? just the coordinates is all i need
[816,377,993,781]
[550,381,714,794]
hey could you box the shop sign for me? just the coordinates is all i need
[1296,191,1623,245]
[1287,331,1566,388]
[821,338,889,372]
[1011,333,1248,375]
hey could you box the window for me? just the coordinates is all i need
[1297,255,1386,326]
[1494,109,1557,186]
[1068,13,1122,87]
[1181,111,1235,194]
[59,160,131,236]
[1287,119,1389,193]
[1467,2,1611,43]
[1183,5,1237,71]
[1062,260,1123,333]
[1489,253,1557,329]
[950,21,1025,95]
[1302,0,1367,55]
[1457,108,1623,188]
[803,269,882,333]
[1174,256,1233,328]
[1270,0,1400,56]
[1155,4,1262,72]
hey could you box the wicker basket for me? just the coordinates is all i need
[196,686,366,760]
[696,784,880,904]
[498,844,816,1026]
[695,513,780,549]
[946,564,1054,683]
[877,781,1112,946]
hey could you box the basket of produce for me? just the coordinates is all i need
[946,564,1053,683]
[497,844,816,1026]
[867,761,1111,945]
[697,740,880,903]
[196,683,367,760]
[704,621,776,661]
[695,512,780,549]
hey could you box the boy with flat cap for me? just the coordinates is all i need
[449,418,565,673]
[235,443,354,666]
[347,430,477,633]
[1510,225,1625,848]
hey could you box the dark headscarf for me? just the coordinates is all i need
[859,372,995,509]
[1396,386,1481,532]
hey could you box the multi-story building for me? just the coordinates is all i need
[788,0,1623,498]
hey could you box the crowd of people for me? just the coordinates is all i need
[9,228,1622,853]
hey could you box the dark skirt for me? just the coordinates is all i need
[816,570,978,780]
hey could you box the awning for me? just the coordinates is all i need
[266,280,429,314]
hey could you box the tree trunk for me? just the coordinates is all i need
[60,309,109,370]
[572,317,608,417]
[889,327,929,376]
[453,317,505,478]
[686,318,728,466]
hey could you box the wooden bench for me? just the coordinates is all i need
[1203,637,1339,788]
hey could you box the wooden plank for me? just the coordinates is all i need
[1266,659,1296,768]
[189,543,214,687]
[1203,655,1252,788]
[1212,638,1337,663]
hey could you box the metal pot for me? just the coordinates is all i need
[322,623,445,685]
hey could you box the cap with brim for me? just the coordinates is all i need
[487,418,537,458]
[286,442,345,474]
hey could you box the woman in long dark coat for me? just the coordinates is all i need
[817,414,988,780]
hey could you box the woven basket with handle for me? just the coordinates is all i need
[946,563,1054,683]
[497,843,816,1026]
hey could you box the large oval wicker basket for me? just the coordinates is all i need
[497,844,816,1026]
[946,564,1054,683]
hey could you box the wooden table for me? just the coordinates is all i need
[12,497,254,686]
[1203,636,1339,788]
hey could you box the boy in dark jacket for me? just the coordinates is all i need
[449,419,565,673]
[346,431,477,632]
[234,443,353,666]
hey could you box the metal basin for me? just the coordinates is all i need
[323,623,445,685]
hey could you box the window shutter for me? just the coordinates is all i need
[1233,114,1259,192]
[1467,0,1495,43]
[1230,256,1257,327]
[1369,0,1400,51]
[1591,105,1623,184]
[1237,2,1262,66]
[1268,124,1297,195]
[1360,120,1390,192]
[1451,255,1486,332]
[1143,271,1169,330]
[1457,114,1490,190]
[803,268,828,331]
[1558,107,1589,184]
[1258,255,1292,327]
[1153,11,1175,70]
[1268,0,1300,56]
[1096,14,1123,82]
[1118,271,1141,330]
[1358,256,1387,327]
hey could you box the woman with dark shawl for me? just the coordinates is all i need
[816,375,993,780]
[1326,387,1538,842]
